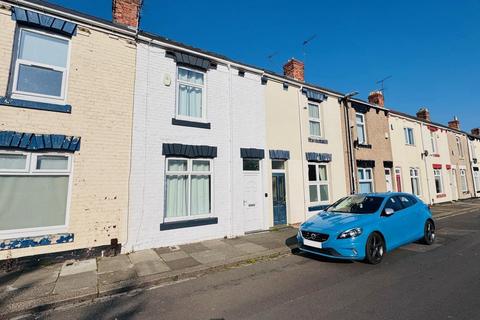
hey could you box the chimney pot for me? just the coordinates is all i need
[368,91,384,107]
[448,116,460,130]
[416,107,431,122]
[283,58,304,82]
[113,0,141,29]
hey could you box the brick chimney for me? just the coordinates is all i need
[283,58,304,82]
[368,91,384,107]
[416,108,430,122]
[448,116,460,130]
[471,128,480,137]
[113,0,141,29]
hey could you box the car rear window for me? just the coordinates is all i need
[327,195,384,214]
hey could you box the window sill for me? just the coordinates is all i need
[160,217,218,231]
[172,118,211,129]
[357,143,372,149]
[431,154,440,158]
[0,96,71,113]
[308,137,328,144]
[436,193,446,198]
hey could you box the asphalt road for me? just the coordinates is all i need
[34,210,480,320]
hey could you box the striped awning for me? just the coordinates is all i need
[0,131,81,152]
[12,7,77,36]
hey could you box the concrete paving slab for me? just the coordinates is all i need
[98,268,137,286]
[134,260,170,277]
[190,250,227,264]
[10,265,60,289]
[97,254,132,274]
[128,249,161,265]
[54,271,97,295]
[159,251,189,262]
[60,259,97,277]
[154,247,174,255]
[202,239,230,249]
[2,283,55,302]
[233,242,268,254]
[180,242,209,254]
[164,257,201,271]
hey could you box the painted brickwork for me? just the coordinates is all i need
[0,4,136,259]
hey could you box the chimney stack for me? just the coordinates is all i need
[368,91,384,107]
[471,128,480,136]
[283,58,304,82]
[113,0,141,29]
[448,116,460,130]
[416,108,431,122]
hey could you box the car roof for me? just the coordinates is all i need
[354,192,413,198]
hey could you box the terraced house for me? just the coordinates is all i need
[468,129,480,195]
[0,0,137,259]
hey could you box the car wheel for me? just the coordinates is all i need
[422,220,436,245]
[365,232,385,265]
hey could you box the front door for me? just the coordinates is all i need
[385,168,393,192]
[395,167,402,192]
[243,159,263,232]
[272,173,287,225]
[451,169,458,200]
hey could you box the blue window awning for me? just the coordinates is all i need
[302,88,328,103]
[306,152,332,163]
[0,131,81,152]
[12,7,77,37]
[166,51,214,71]
[240,148,265,159]
[269,149,290,160]
[357,160,375,168]
[162,143,217,159]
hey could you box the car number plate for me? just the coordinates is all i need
[303,238,322,249]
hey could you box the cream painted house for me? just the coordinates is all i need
[264,59,347,226]
[388,112,430,203]
[0,0,137,259]
[467,131,480,196]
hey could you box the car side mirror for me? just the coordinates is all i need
[383,208,394,217]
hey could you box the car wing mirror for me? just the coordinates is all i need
[383,208,394,217]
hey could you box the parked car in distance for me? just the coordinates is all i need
[297,193,435,264]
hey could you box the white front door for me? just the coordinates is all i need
[242,159,263,232]
[451,169,458,200]
[385,168,393,192]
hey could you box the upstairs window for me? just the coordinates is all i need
[308,103,322,138]
[356,113,367,144]
[456,137,464,158]
[177,67,205,120]
[404,127,415,145]
[11,28,70,103]
[430,132,438,153]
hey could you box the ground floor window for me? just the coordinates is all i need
[474,169,480,191]
[0,151,71,235]
[459,169,468,192]
[308,163,329,204]
[410,168,421,196]
[358,168,374,193]
[434,169,443,194]
[165,158,212,218]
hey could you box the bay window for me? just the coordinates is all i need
[358,168,374,193]
[0,152,71,237]
[165,158,212,219]
[177,67,205,120]
[308,163,329,204]
[11,28,70,103]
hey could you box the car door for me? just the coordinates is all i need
[397,195,420,241]
[379,196,408,250]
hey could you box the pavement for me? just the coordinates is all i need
[1,197,479,319]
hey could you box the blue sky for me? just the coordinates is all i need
[49,0,478,131]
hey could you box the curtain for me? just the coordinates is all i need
[319,185,329,201]
[0,176,68,231]
[178,85,202,118]
[190,175,210,215]
[36,156,68,170]
[309,185,318,202]
[318,165,328,181]
[308,104,319,118]
[165,175,188,218]
[309,121,321,137]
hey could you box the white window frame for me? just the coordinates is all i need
[308,103,323,138]
[175,66,207,122]
[430,131,438,153]
[456,137,464,158]
[0,151,73,239]
[473,169,480,192]
[433,169,444,194]
[404,127,415,145]
[459,168,468,192]
[164,158,213,222]
[356,113,367,144]
[11,27,71,105]
[409,167,421,196]
[308,163,330,205]
[358,167,374,193]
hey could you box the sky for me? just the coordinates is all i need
[48,0,479,131]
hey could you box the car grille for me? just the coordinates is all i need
[301,231,329,242]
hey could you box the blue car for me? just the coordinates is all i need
[297,193,436,264]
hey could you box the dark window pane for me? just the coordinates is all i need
[17,64,63,97]
[308,165,316,181]
[243,159,259,171]
[384,196,404,212]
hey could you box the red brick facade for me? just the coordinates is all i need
[283,59,304,82]
[113,0,141,28]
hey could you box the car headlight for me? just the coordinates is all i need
[337,228,362,239]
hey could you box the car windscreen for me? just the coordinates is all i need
[326,195,384,214]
